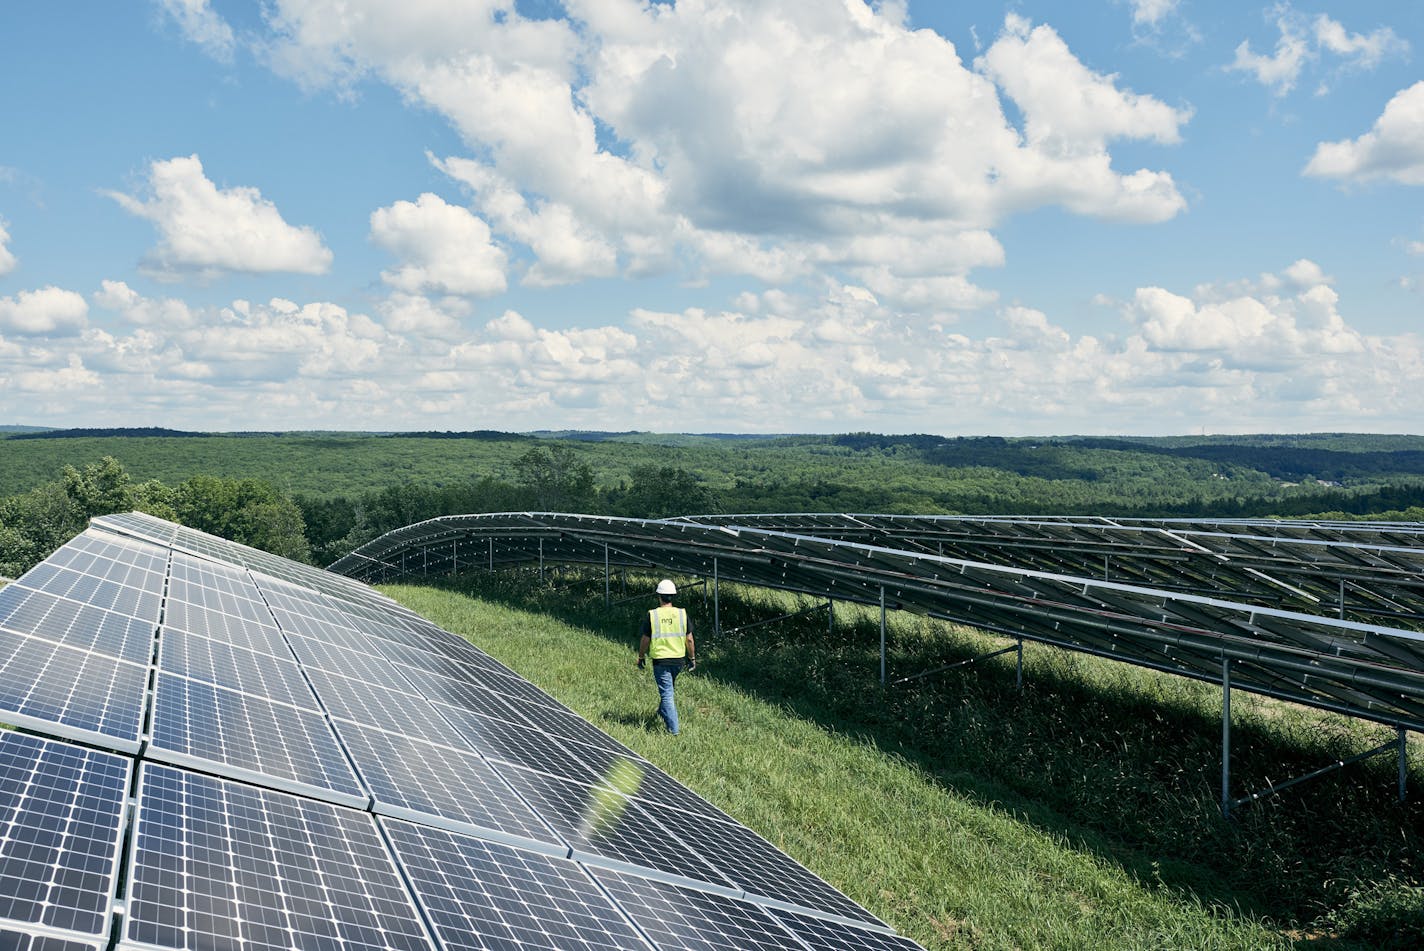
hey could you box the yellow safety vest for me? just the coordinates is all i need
[647,606,688,660]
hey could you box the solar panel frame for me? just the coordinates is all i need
[0,733,131,940]
[589,865,814,951]
[380,818,656,951]
[157,629,319,711]
[492,762,740,898]
[121,762,435,951]
[0,628,149,752]
[146,672,368,808]
[332,720,567,857]
[0,584,156,666]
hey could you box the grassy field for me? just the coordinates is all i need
[379,572,1424,949]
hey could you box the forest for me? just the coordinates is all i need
[3,428,1424,573]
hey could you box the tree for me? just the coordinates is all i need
[171,475,312,562]
[611,465,720,519]
[513,445,598,512]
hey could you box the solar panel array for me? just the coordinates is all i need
[0,512,917,950]
[329,512,1424,733]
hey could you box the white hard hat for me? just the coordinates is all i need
[656,579,677,595]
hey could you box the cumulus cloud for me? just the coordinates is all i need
[106,155,333,279]
[93,280,197,328]
[370,193,508,296]
[250,2,1187,306]
[0,220,16,276]
[0,286,89,336]
[1228,6,1407,97]
[1128,0,1180,29]
[158,0,236,62]
[1305,81,1424,184]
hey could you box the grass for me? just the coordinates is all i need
[378,570,1424,950]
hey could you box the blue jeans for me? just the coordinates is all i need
[652,661,682,734]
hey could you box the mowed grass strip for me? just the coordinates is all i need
[384,582,1288,951]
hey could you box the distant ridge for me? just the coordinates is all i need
[381,430,530,440]
[8,426,206,439]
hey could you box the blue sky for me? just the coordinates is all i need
[1,0,1421,435]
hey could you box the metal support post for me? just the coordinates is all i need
[1222,657,1232,819]
[603,544,610,607]
[488,538,494,572]
[1016,638,1024,691]
[538,539,544,583]
[1339,577,1346,619]
[422,545,428,576]
[879,586,887,686]
[1400,727,1409,803]
[713,558,720,638]
[828,598,834,635]
[452,540,457,576]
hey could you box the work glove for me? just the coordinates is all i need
[636,657,646,670]
[686,657,697,672]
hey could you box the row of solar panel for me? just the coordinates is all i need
[0,515,921,949]
[0,730,920,951]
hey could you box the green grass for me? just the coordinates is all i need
[377,573,1413,950]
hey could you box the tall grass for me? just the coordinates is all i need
[384,571,1423,950]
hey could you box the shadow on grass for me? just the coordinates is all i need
[419,568,1424,949]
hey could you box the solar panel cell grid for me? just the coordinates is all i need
[382,819,653,951]
[306,669,463,747]
[660,809,885,927]
[285,633,420,692]
[334,721,563,854]
[591,866,808,951]
[0,733,130,938]
[493,763,734,893]
[0,629,148,749]
[158,631,319,711]
[393,666,534,727]
[773,908,926,950]
[147,673,366,806]
[20,564,162,620]
[0,585,155,665]
[436,705,621,785]
[0,930,103,951]
[160,601,289,657]
[125,763,433,951]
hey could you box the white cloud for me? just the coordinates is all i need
[0,286,89,336]
[256,2,1187,305]
[1305,82,1424,185]
[378,293,468,341]
[8,355,101,393]
[1128,0,1179,29]
[370,193,508,296]
[106,155,333,279]
[1228,6,1407,97]
[159,0,237,62]
[0,220,16,276]
[93,280,197,328]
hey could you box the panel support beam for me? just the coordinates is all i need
[879,586,887,686]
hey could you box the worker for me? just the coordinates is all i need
[635,579,696,735]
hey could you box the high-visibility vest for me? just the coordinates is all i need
[648,605,688,660]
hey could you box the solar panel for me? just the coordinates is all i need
[0,930,103,951]
[590,865,812,950]
[158,630,319,710]
[123,763,434,951]
[773,906,928,950]
[493,762,737,895]
[0,628,148,751]
[436,704,630,785]
[306,668,463,747]
[147,672,367,807]
[332,721,565,855]
[381,818,654,951]
[670,812,886,927]
[0,584,155,665]
[0,516,920,950]
[285,631,421,691]
[0,733,130,939]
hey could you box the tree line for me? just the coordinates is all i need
[3,443,1423,577]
